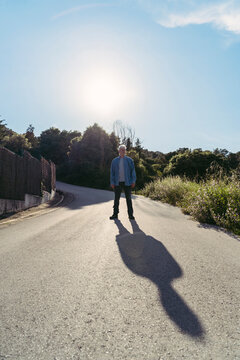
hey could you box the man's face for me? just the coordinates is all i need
[119,147,126,157]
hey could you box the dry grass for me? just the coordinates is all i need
[141,174,240,235]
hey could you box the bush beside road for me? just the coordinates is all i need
[141,174,240,236]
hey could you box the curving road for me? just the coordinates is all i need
[0,181,239,360]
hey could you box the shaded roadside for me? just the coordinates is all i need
[0,180,114,225]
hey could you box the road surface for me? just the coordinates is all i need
[0,181,239,360]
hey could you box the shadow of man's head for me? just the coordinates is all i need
[114,219,205,339]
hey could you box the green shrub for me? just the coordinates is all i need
[141,175,240,236]
[182,176,240,234]
[141,176,199,206]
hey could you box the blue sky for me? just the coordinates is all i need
[0,0,240,153]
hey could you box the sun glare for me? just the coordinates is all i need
[70,65,139,118]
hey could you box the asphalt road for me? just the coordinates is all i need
[0,181,239,360]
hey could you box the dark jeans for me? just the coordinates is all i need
[113,182,133,216]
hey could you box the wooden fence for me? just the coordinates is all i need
[0,147,56,200]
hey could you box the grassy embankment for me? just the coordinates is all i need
[140,174,240,236]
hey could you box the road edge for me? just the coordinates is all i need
[0,190,65,226]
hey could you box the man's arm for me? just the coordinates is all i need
[110,159,115,188]
[130,158,136,187]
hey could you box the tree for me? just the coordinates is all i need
[2,133,31,155]
[39,127,62,164]
[0,116,8,142]
[25,124,38,147]
[226,152,240,171]
[213,148,229,157]
[164,149,226,180]
[135,138,142,156]
[68,136,83,163]
[109,132,119,157]
[39,127,81,165]
[113,120,135,146]
[69,123,114,169]
[66,123,117,188]
[126,137,132,151]
[24,124,40,158]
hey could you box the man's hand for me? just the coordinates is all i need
[111,184,115,189]
[131,183,135,189]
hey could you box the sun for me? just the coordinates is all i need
[74,66,138,118]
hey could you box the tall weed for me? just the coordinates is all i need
[183,176,240,234]
[142,176,199,206]
[141,175,240,236]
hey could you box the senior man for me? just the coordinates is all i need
[110,144,136,220]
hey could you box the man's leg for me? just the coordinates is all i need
[124,185,134,218]
[113,185,122,216]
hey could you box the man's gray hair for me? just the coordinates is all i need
[118,144,126,151]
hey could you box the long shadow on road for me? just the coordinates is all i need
[114,219,205,339]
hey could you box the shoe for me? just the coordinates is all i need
[109,214,118,220]
[129,215,135,220]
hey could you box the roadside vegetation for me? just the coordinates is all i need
[141,171,240,236]
[1,116,240,235]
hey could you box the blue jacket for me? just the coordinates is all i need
[110,156,136,186]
